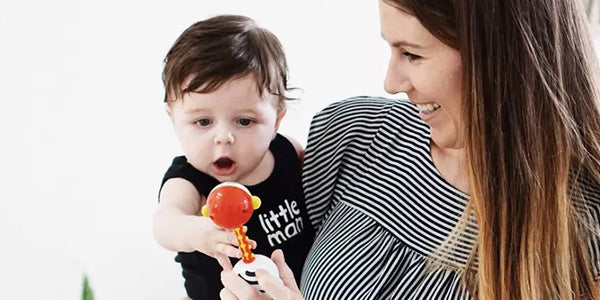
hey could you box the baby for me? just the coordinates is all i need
[153,15,315,300]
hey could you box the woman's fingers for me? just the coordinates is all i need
[221,270,266,300]
[219,250,303,300]
[255,269,292,299]
[255,269,304,300]
[219,288,239,300]
[250,249,304,300]
[270,249,300,293]
[219,287,240,300]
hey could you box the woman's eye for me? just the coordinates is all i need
[236,118,254,126]
[402,50,422,62]
[195,119,212,127]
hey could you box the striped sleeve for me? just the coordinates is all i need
[574,175,600,279]
[302,96,398,232]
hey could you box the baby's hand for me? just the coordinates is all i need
[191,217,256,259]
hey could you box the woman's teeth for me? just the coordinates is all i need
[416,103,441,114]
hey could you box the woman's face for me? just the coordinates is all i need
[379,0,464,150]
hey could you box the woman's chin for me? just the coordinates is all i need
[430,130,464,150]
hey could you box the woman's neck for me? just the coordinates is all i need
[430,143,469,193]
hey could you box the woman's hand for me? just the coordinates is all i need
[218,249,305,300]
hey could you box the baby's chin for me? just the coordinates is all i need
[208,170,240,183]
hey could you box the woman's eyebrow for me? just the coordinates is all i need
[381,33,424,49]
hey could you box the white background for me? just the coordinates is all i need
[2,1,599,299]
[0,1,389,299]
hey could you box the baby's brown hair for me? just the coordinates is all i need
[162,15,290,111]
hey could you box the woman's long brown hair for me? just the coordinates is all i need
[386,0,600,298]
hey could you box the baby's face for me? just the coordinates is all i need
[168,74,284,185]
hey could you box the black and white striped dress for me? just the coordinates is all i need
[300,96,600,299]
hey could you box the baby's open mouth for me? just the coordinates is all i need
[212,157,237,176]
[214,157,234,169]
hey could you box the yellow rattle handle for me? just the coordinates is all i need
[234,226,255,263]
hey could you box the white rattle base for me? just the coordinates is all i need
[233,254,282,296]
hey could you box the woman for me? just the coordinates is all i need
[220,0,600,299]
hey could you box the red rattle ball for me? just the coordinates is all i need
[202,181,261,230]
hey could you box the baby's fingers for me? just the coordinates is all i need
[217,231,240,246]
[219,230,257,249]
[216,253,233,271]
[217,243,243,258]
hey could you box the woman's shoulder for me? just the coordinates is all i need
[317,95,411,114]
[313,96,417,124]
[311,96,427,137]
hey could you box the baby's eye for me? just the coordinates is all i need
[236,118,254,127]
[195,118,212,127]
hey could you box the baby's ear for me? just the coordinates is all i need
[275,108,287,131]
[165,104,172,117]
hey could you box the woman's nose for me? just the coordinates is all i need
[384,56,413,94]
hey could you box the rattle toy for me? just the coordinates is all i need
[202,181,281,294]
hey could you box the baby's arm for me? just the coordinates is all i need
[153,177,244,258]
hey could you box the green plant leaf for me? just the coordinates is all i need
[82,274,94,300]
